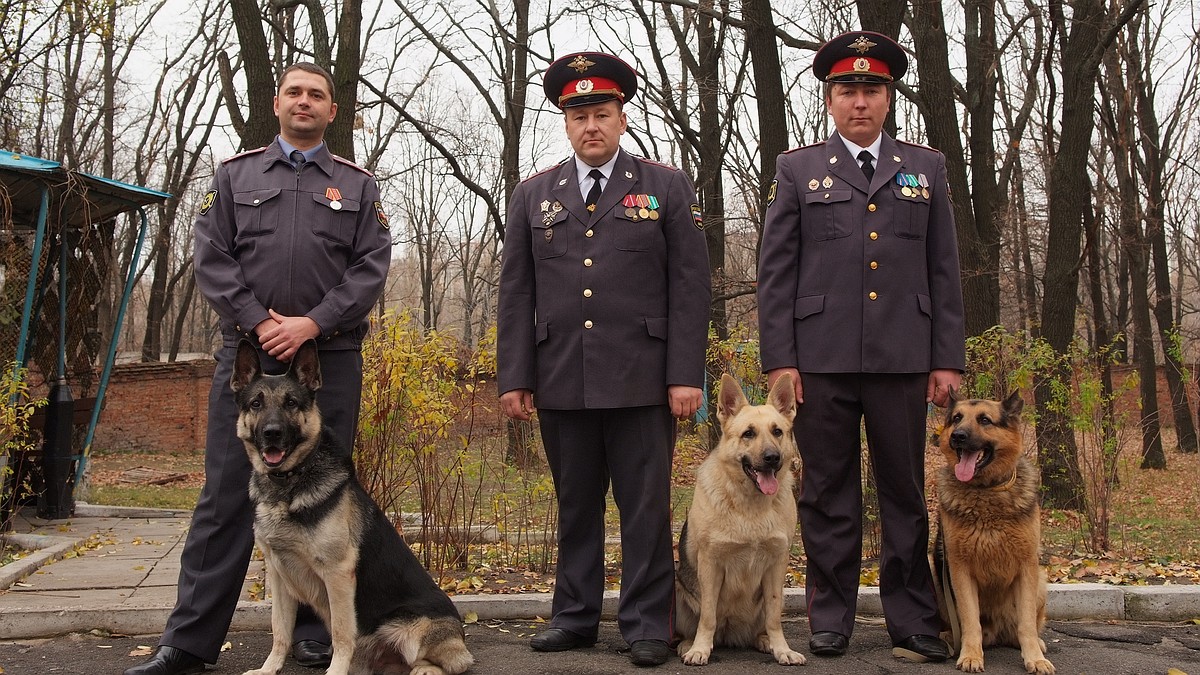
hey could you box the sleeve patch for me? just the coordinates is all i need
[375,201,389,229]
[690,203,704,231]
[766,179,778,207]
[200,190,217,215]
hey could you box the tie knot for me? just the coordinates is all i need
[290,150,306,166]
[857,150,875,181]
[588,169,604,181]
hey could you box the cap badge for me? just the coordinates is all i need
[849,35,877,54]
[569,55,596,73]
[854,58,870,72]
[576,79,594,94]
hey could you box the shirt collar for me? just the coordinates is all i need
[574,152,620,185]
[838,133,883,164]
[277,136,325,165]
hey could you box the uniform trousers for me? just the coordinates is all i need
[794,372,940,643]
[160,345,363,663]
[538,405,676,644]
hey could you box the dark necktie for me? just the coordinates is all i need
[858,150,874,181]
[291,150,306,173]
[585,169,604,212]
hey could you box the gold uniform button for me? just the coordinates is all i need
[584,320,594,329]
[870,261,878,270]
[585,229,594,237]
[583,289,592,298]
[868,203,877,212]
[869,292,878,301]
[869,231,879,240]
[584,258,593,267]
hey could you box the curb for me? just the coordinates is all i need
[1,585,1198,640]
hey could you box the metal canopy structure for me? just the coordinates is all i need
[0,150,171,518]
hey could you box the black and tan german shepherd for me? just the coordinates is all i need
[934,390,1054,675]
[234,340,473,675]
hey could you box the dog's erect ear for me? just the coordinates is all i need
[767,372,797,420]
[231,339,261,393]
[947,385,962,403]
[717,373,748,424]
[290,339,323,391]
[1002,390,1024,419]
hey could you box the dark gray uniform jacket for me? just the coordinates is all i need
[194,140,392,349]
[497,149,711,409]
[757,131,965,374]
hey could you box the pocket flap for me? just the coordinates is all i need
[233,188,281,207]
[793,295,825,320]
[804,188,852,205]
[312,193,361,212]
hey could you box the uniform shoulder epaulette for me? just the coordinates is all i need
[896,139,939,153]
[522,158,569,182]
[331,153,374,177]
[634,156,680,171]
[221,147,267,164]
[781,140,822,155]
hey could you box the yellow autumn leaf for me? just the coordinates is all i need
[463,611,478,624]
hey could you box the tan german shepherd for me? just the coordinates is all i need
[934,390,1054,674]
[235,340,473,675]
[674,373,805,666]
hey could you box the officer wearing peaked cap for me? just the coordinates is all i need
[756,31,965,663]
[498,51,710,667]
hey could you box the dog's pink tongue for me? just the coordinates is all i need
[264,448,285,465]
[755,470,780,496]
[955,450,982,482]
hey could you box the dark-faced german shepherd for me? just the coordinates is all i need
[934,391,1054,675]
[234,340,473,675]
[673,373,806,666]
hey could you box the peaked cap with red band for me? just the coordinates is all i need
[543,51,639,109]
[812,31,908,83]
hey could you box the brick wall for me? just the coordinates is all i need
[92,359,215,454]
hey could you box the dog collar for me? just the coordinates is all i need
[266,467,304,484]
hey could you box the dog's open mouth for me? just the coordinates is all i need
[261,447,287,468]
[742,458,781,495]
[951,443,993,482]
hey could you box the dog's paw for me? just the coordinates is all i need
[774,649,806,665]
[1026,658,1055,675]
[410,667,447,675]
[681,647,712,666]
[956,654,985,673]
[242,669,277,675]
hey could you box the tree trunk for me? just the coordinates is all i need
[908,0,1000,336]
[228,0,277,149]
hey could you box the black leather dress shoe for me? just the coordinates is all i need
[529,628,597,652]
[892,634,950,662]
[123,646,205,675]
[628,639,671,667]
[809,631,849,656]
[292,640,333,668]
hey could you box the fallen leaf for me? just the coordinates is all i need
[221,641,232,652]
[129,646,153,657]
[463,611,478,624]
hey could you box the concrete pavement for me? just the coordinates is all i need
[1,503,1199,643]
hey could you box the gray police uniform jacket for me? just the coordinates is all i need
[194,140,392,350]
[757,132,965,374]
[497,149,711,409]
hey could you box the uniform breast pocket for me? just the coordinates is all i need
[803,188,853,240]
[891,187,929,240]
[232,189,282,236]
[532,214,567,259]
[613,208,657,251]
[312,194,360,245]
